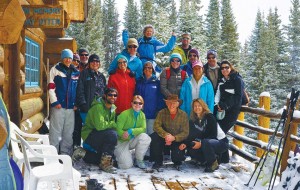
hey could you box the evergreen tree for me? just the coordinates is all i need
[220,0,240,68]
[140,0,155,26]
[169,0,177,26]
[102,0,120,69]
[123,0,140,39]
[65,0,104,60]
[287,0,300,75]
[205,0,221,51]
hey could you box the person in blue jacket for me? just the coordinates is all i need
[180,60,214,116]
[108,38,143,80]
[135,61,164,135]
[122,24,176,73]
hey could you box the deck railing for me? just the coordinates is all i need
[229,94,300,175]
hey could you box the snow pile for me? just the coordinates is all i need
[276,152,300,190]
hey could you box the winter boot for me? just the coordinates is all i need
[72,147,86,162]
[204,160,219,172]
[99,153,117,174]
[135,159,146,169]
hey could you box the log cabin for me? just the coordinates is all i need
[0,0,87,132]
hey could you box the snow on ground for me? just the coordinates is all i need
[35,153,296,190]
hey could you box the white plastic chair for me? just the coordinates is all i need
[10,121,52,170]
[16,133,80,190]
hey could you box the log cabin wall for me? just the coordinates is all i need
[0,0,86,132]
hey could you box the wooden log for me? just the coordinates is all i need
[0,0,26,44]
[240,106,281,119]
[0,45,4,64]
[236,120,283,137]
[20,69,25,85]
[20,112,44,134]
[44,38,77,54]
[234,112,244,149]
[257,94,270,157]
[20,97,43,121]
[44,53,61,65]
[0,66,5,86]
[20,52,24,67]
[228,131,277,153]
[43,28,65,38]
[229,144,259,163]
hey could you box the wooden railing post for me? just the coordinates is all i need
[233,112,244,149]
[256,92,270,157]
[280,99,300,174]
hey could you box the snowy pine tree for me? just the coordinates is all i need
[220,0,240,68]
[140,0,155,26]
[205,0,221,51]
[102,0,120,70]
[123,0,140,39]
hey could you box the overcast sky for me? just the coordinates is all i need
[115,0,291,43]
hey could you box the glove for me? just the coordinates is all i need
[80,103,89,113]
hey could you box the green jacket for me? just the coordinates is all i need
[116,108,146,142]
[81,98,117,141]
[153,108,189,142]
[172,45,191,65]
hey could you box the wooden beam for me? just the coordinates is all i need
[43,28,65,38]
[9,37,21,126]
[44,38,77,54]
[229,144,259,163]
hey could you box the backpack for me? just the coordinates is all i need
[241,80,250,105]
[165,67,187,81]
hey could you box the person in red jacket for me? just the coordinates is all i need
[108,55,136,115]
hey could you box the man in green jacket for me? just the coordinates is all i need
[172,33,192,65]
[72,87,118,174]
[150,94,189,171]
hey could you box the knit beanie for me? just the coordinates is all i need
[169,53,182,65]
[88,54,100,64]
[73,53,80,61]
[188,48,199,58]
[207,49,217,58]
[116,54,128,63]
[61,49,73,60]
[78,48,89,55]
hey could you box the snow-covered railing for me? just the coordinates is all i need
[230,94,300,175]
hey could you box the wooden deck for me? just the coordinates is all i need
[75,160,251,190]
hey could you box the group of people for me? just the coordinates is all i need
[48,24,246,174]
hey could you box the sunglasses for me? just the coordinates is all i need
[207,57,215,60]
[171,59,180,63]
[221,66,230,70]
[107,93,117,97]
[73,59,80,63]
[189,54,197,58]
[144,66,153,70]
[128,45,137,48]
[80,54,89,57]
[182,37,190,40]
[133,101,143,105]
[90,60,100,63]
[118,61,127,64]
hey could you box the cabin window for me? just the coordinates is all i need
[25,37,40,87]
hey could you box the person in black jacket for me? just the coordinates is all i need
[73,54,106,147]
[179,98,228,172]
[214,60,243,134]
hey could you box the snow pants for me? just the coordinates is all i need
[114,133,151,169]
[83,129,118,165]
[49,107,75,156]
[189,137,229,165]
[150,132,185,165]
